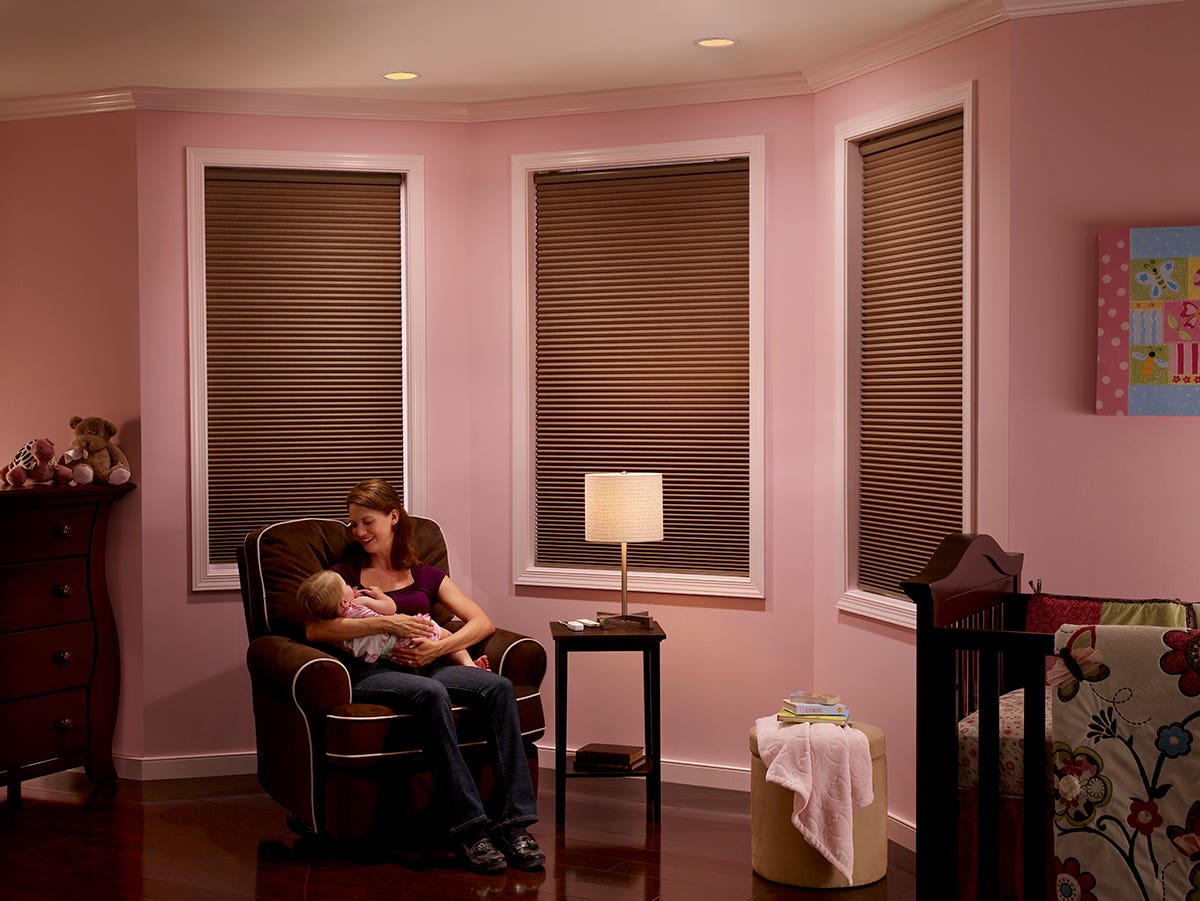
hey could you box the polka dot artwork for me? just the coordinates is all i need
[1096,226,1200,415]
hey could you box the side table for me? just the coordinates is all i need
[549,620,667,823]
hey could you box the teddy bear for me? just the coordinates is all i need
[59,416,132,486]
[2,437,73,487]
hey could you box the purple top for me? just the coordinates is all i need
[325,561,447,679]
[330,561,447,617]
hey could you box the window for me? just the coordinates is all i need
[512,138,764,598]
[835,85,973,626]
[187,149,427,591]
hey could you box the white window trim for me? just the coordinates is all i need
[832,82,976,629]
[186,147,427,592]
[510,136,766,599]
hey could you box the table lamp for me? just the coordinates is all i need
[584,471,663,629]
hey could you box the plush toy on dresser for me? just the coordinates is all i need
[59,415,132,485]
[1,437,73,487]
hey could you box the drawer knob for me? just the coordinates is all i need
[54,584,72,599]
[57,718,74,732]
[54,523,73,539]
[54,650,73,665]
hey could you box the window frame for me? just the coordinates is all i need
[185,147,427,592]
[510,137,766,599]
[833,82,976,629]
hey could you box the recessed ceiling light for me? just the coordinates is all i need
[383,71,420,81]
[695,37,737,48]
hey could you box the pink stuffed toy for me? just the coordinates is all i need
[2,438,72,487]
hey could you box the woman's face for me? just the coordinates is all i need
[348,503,399,555]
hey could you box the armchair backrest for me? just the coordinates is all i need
[237,515,452,642]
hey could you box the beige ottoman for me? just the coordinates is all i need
[749,721,888,888]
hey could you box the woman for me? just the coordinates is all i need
[305,478,544,875]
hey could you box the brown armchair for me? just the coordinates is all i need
[236,516,546,843]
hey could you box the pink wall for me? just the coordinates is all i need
[1007,1,1200,595]
[807,24,1015,833]
[0,112,146,751]
[130,111,475,760]
[3,0,1195,842]
[463,97,819,772]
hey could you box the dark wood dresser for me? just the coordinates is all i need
[0,483,134,804]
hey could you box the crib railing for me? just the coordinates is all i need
[903,533,1055,901]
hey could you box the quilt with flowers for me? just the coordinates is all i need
[1051,623,1200,901]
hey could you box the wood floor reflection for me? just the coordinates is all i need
[0,770,915,900]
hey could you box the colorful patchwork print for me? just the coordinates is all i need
[1098,227,1200,415]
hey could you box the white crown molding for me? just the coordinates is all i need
[467,72,810,122]
[0,89,137,121]
[1002,0,1189,15]
[0,0,1183,124]
[0,85,472,123]
[804,0,1009,92]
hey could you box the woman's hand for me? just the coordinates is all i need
[388,634,444,669]
[376,613,436,641]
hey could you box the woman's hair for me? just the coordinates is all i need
[297,570,345,622]
[345,478,421,570]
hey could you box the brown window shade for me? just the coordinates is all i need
[532,158,750,576]
[856,115,965,596]
[203,167,405,566]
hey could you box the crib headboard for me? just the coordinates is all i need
[901,532,1055,901]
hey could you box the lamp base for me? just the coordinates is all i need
[597,610,653,629]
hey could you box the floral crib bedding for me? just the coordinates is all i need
[1052,623,1200,901]
[958,686,1053,795]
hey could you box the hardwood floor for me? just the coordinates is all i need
[0,770,916,900]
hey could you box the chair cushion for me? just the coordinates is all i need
[324,686,546,769]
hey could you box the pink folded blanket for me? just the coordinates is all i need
[755,716,874,884]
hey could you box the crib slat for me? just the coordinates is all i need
[977,648,1000,901]
[1022,651,1052,901]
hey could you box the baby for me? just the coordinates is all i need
[297,570,486,669]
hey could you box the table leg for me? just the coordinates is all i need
[555,642,568,824]
[644,646,661,822]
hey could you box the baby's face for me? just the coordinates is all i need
[338,580,357,612]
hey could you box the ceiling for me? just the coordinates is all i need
[0,0,992,106]
[0,0,1176,110]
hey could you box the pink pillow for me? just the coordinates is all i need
[1026,593,1188,674]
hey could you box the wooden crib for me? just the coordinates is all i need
[901,533,1054,901]
[902,533,1200,901]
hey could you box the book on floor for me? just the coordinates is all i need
[574,742,646,768]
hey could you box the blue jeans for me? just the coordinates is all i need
[353,662,538,837]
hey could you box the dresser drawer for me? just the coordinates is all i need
[0,504,94,564]
[0,559,91,633]
[0,689,87,771]
[0,623,96,702]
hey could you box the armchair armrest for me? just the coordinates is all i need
[246,634,352,716]
[443,622,547,687]
[482,628,547,687]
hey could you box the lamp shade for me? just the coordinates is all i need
[584,472,663,543]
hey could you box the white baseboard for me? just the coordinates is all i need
[887,814,916,851]
[535,744,751,792]
[115,751,258,782]
[113,745,918,851]
[536,744,917,851]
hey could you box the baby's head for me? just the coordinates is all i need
[297,570,356,622]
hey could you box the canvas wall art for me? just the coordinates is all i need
[1097,226,1200,415]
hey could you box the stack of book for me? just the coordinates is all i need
[777,689,850,725]
[573,742,646,771]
